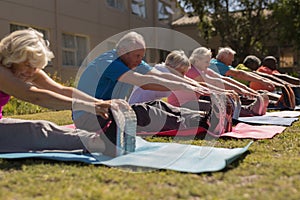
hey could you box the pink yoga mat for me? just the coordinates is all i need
[63,124,207,137]
[221,123,286,139]
[137,123,286,139]
[63,123,286,139]
[137,127,207,137]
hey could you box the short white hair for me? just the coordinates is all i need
[216,47,236,61]
[115,31,145,55]
[189,47,212,66]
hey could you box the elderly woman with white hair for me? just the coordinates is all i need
[183,47,273,117]
[129,50,208,106]
[0,28,132,157]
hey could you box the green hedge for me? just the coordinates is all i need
[2,96,50,116]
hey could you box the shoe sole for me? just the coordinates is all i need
[249,95,264,116]
[111,108,137,156]
[123,109,137,153]
[207,94,226,136]
[260,93,269,114]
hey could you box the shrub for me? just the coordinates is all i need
[2,96,50,116]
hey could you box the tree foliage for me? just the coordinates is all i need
[177,0,298,62]
[272,0,300,49]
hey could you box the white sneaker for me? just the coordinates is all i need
[206,93,227,136]
[101,108,137,157]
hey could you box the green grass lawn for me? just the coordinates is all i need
[0,110,299,200]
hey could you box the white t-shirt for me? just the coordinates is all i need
[128,63,172,104]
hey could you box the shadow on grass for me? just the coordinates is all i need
[117,150,250,175]
[0,149,250,174]
[0,133,253,174]
[0,158,88,171]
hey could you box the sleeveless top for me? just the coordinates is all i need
[128,64,171,104]
[167,65,202,107]
[0,91,10,119]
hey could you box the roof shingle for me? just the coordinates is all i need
[172,15,199,26]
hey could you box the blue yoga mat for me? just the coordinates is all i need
[238,116,298,126]
[0,137,252,173]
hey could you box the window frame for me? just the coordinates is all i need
[61,32,89,67]
[10,23,49,40]
[106,0,125,11]
[131,0,146,19]
[157,0,174,23]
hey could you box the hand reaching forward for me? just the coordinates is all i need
[95,99,131,119]
[191,85,211,96]
[225,90,239,101]
[263,81,275,91]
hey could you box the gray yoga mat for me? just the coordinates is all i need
[238,116,298,126]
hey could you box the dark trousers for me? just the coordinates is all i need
[75,100,209,134]
[292,87,300,105]
[132,100,208,132]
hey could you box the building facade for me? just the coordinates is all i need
[0,0,179,81]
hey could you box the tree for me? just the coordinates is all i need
[272,0,300,50]
[177,0,279,63]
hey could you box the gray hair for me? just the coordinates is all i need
[243,55,261,70]
[165,50,190,69]
[115,31,145,55]
[189,47,212,66]
[0,28,54,69]
[216,47,236,61]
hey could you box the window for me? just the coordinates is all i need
[62,33,88,67]
[158,1,174,22]
[131,0,146,18]
[159,49,169,63]
[10,24,49,40]
[106,0,125,10]
[10,24,52,66]
[280,50,294,68]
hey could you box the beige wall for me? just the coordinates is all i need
[0,0,177,81]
